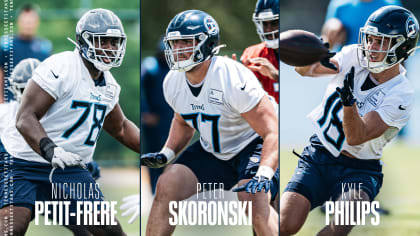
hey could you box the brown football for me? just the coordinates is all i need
[279,29,330,66]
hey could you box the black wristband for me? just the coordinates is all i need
[39,137,57,162]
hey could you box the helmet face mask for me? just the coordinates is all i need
[164,10,221,72]
[74,9,126,72]
[357,6,420,73]
[358,28,404,73]
[253,11,279,49]
[82,31,126,71]
[164,32,208,72]
[253,0,279,49]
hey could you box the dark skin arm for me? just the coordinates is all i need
[103,103,140,153]
[15,80,55,155]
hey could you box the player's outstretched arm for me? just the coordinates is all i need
[141,113,195,168]
[337,67,390,145]
[103,103,140,153]
[233,95,278,194]
[295,59,339,77]
[16,80,85,169]
[15,80,55,155]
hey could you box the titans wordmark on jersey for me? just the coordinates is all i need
[1,49,121,163]
[164,56,275,160]
[308,44,413,160]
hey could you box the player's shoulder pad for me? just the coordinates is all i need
[214,56,259,88]
[392,74,414,97]
[162,69,179,92]
[35,51,75,79]
[333,44,358,72]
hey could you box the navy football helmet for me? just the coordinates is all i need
[253,0,279,49]
[358,6,419,73]
[164,10,223,72]
[9,58,40,103]
[70,8,126,71]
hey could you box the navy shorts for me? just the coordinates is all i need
[284,135,383,210]
[0,153,103,220]
[174,137,279,201]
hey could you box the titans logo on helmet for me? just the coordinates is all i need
[204,16,218,35]
[406,16,419,38]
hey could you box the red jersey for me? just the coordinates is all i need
[240,42,279,103]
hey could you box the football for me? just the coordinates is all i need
[279,29,330,66]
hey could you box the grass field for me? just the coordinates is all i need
[25,168,140,236]
[280,142,420,235]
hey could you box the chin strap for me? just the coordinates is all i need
[211,44,226,55]
[407,45,420,57]
[67,37,80,50]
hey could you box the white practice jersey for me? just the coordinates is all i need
[164,56,272,160]
[308,44,414,160]
[0,101,18,136]
[2,50,121,163]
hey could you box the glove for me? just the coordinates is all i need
[336,66,356,106]
[232,175,272,194]
[51,147,86,170]
[120,194,140,224]
[141,152,167,168]
[319,40,338,71]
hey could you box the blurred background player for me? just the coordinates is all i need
[240,4,279,233]
[0,3,52,103]
[240,0,279,103]
[0,8,140,235]
[280,6,419,235]
[119,37,173,224]
[0,58,40,151]
[141,10,279,236]
[141,37,172,194]
[322,0,402,50]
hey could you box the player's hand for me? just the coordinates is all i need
[232,175,272,194]
[51,147,86,170]
[120,194,140,224]
[319,40,337,71]
[141,152,167,168]
[336,66,356,106]
[244,57,279,81]
[223,53,237,61]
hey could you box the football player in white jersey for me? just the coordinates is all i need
[280,6,419,235]
[0,9,139,235]
[0,58,40,139]
[141,10,279,236]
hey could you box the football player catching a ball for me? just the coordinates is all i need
[280,6,419,235]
